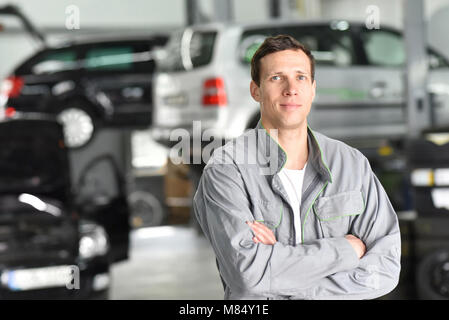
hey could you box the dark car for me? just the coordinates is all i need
[0,115,130,299]
[0,35,168,148]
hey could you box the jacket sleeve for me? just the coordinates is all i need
[294,157,401,300]
[193,163,360,297]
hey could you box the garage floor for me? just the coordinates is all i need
[110,225,224,300]
[109,224,414,300]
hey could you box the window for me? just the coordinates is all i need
[157,30,217,72]
[85,46,134,71]
[240,25,356,67]
[361,28,449,68]
[190,31,216,68]
[31,50,77,74]
[429,50,449,69]
[361,30,405,67]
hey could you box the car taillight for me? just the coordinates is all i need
[1,76,24,98]
[202,77,227,107]
[5,107,16,117]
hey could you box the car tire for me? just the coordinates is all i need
[56,101,98,149]
[416,248,449,300]
[128,191,165,227]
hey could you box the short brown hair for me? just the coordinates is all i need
[250,34,315,86]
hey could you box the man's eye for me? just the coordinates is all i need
[271,75,281,81]
[298,75,306,80]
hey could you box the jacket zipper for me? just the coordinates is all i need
[301,180,329,244]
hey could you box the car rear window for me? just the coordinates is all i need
[157,30,217,72]
[240,24,356,67]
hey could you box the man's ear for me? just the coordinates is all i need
[250,80,261,102]
[311,79,316,101]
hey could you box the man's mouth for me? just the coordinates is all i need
[280,103,302,109]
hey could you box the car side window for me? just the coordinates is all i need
[361,28,449,69]
[76,155,122,204]
[429,50,449,69]
[302,33,354,67]
[240,26,355,67]
[157,30,217,71]
[361,29,405,67]
[31,50,78,74]
[85,46,134,71]
[189,31,216,69]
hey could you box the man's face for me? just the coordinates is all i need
[250,49,316,130]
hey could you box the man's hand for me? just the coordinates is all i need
[247,221,365,257]
[247,221,277,245]
[345,234,366,259]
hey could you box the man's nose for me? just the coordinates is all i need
[283,79,298,96]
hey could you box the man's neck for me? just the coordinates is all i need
[262,119,309,170]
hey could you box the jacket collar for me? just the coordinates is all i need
[255,119,333,183]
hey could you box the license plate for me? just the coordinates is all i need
[163,92,188,106]
[1,265,74,291]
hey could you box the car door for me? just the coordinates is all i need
[82,41,159,127]
[75,154,130,263]
[304,23,405,143]
[347,25,449,142]
[9,48,81,114]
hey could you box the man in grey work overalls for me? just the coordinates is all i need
[193,35,401,300]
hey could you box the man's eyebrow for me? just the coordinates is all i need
[267,70,308,76]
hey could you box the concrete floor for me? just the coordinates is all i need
[110,225,224,300]
[109,224,415,300]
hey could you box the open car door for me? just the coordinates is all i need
[76,154,130,263]
[0,4,46,47]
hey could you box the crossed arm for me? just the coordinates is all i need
[247,221,366,259]
[195,163,401,299]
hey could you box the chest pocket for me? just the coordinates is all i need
[313,190,365,238]
[253,198,291,243]
[255,199,283,229]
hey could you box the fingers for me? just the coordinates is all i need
[252,223,275,243]
[252,236,261,243]
[345,234,366,259]
[247,221,276,245]
[344,234,357,241]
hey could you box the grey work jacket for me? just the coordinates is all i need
[193,120,401,300]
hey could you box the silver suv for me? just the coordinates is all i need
[151,20,449,153]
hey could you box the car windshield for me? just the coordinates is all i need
[0,122,69,194]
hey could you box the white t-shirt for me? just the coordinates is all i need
[278,162,307,245]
